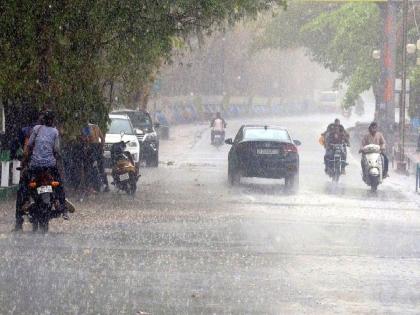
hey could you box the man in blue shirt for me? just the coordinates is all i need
[24,110,68,219]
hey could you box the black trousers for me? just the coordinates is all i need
[382,153,389,176]
[85,143,108,188]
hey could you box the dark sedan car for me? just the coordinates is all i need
[225,125,301,189]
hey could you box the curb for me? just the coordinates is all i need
[0,185,18,201]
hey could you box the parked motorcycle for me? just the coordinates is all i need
[325,143,347,182]
[361,144,383,192]
[26,168,63,232]
[110,139,139,195]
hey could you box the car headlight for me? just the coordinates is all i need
[144,132,157,141]
[127,141,138,147]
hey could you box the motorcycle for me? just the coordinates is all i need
[26,168,64,232]
[361,144,383,192]
[212,130,225,147]
[325,143,347,182]
[110,140,139,195]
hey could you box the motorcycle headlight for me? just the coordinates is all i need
[144,132,157,141]
[127,141,138,147]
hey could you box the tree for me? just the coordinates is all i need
[0,0,286,141]
[252,3,382,108]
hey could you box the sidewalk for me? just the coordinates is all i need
[386,166,420,206]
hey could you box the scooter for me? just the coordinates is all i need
[110,139,139,195]
[361,144,383,192]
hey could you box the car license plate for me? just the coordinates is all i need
[37,185,53,194]
[257,148,279,155]
[119,173,130,181]
[104,151,111,158]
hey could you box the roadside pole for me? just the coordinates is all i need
[397,0,409,173]
[379,1,397,156]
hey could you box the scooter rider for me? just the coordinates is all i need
[360,121,388,178]
[210,112,227,144]
[21,109,69,220]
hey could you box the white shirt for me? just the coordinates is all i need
[213,118,224,132]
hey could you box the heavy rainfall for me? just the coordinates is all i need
[1,1,420,314]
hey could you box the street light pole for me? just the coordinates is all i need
[397,0,408,172]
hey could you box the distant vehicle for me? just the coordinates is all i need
[225,125,301,190]
[314,90,340,112]
[112,109,159,167]
[104,114,140,168]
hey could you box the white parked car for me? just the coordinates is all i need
[103,114,140,167]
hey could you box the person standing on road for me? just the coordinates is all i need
[82,120,109,192]
[360,121,389,178]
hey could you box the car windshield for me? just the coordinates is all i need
[124,112,152,129]
[243,128,290,141]
[108,118,133,135]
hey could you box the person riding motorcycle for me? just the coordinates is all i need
[210,112,227,144]
[20,110,69,222]
[360,121,388,178]
[323,119,350,174]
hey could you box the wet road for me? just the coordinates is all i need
[1,115,420,314]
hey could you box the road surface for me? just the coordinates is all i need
[1,114,420,314]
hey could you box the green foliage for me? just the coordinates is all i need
[0,0,285,139]
[253,3,381,108]
[409,66,420,118]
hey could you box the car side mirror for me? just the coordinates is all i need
[135,128,143,135]
[225,138,233,145]
[293,140,301,146]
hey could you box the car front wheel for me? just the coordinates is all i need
[228,165,241,186]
